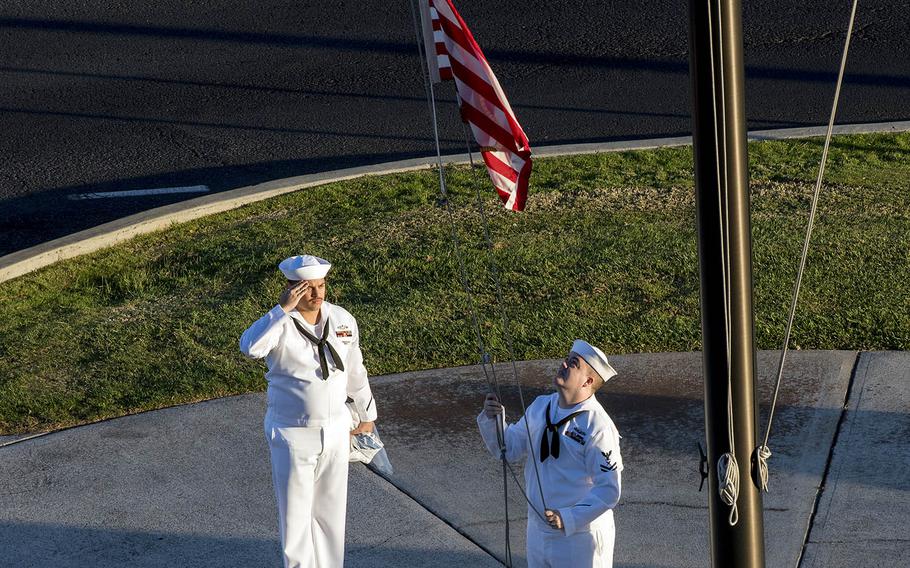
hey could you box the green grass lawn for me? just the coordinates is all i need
[1,132,908,435]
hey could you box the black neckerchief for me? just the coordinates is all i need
[290,315,344,380]
[540,401,587,462]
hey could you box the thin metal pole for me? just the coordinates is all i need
[689,0,765,565]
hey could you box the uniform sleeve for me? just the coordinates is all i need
[345,317,377,422]
[239,305,288,359]
[476,410,529,464]
[558,426,623,536]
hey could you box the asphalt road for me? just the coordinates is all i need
[1,1,907,256]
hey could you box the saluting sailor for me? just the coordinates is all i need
[478,340,623,568]
[240,255,378,568]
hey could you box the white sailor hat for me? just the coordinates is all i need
[278,255,332,281]
[570,339,617,382]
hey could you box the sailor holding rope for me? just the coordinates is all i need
[478,340,623,568]
[240,255,378,568]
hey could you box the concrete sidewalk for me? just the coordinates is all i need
[1,351,907,567]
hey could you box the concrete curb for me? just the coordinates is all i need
[2,120,909,284]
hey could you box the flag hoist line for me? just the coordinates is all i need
[408,0,545,563]
[754,0,860,495]
[704,0,740,526]
[698,0,860,531]
[700,0,859,528]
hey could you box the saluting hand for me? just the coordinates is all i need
[544,509,564,531]
[483,393,504,419]
[280,280,310,312]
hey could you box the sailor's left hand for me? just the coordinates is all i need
[351,421,375,436]
[544,509,564,531]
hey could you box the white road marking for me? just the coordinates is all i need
[68,185,210,200]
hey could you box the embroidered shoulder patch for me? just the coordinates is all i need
[599,450,618,472]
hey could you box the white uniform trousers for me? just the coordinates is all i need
[526,515,615,568]
[265,415,350,568]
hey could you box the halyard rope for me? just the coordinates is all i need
[706,0,739,526]
[756,0,859,493]
[458,119,550,518]
[405,1,546,563]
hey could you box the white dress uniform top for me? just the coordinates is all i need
[478,392,623,568]
[241,266,377,568]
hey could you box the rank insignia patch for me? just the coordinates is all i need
[600,450,618,472]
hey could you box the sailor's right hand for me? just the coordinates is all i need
[279,280,310,313]
[483,393,504,419]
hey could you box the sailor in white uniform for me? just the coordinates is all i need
[240,255,378,568]
[478,340,623,568]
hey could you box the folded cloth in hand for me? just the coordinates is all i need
[347,400,393,475]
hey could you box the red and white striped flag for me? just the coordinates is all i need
[419,0,532,211]
[420,0,453,82]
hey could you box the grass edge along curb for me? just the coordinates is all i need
[3,121,909,285]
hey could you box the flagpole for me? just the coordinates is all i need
[408,2,518,564]
[688,0,765,566]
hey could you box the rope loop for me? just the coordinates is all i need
[755,445,772,493]
[717,452,740,526]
